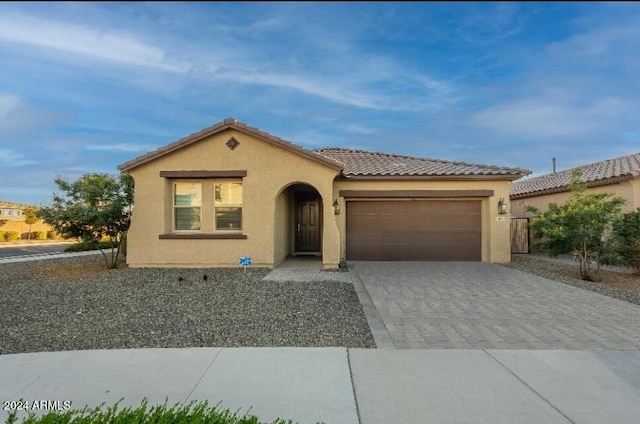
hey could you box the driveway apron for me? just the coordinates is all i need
[349,261,640,349]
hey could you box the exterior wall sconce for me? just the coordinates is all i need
[498,197,508,215]
[333,200,340,215]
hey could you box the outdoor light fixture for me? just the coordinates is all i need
[333,200,340,215]
[498,198,508,215]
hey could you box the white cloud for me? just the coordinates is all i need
[84,143,155,152]
[0,94,22,118]
[0,92,65,136]
[547,20,640,63]
[472,96,629,139]
[0,13,188,72]
[0,148,36,166]
[454,2,527,44]
[0,11,458,112]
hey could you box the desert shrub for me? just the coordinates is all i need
[527,168,625,281]
[4,231,19,241]
[612,208,640,274]
[64,240,118,252]
[31,231,47,240]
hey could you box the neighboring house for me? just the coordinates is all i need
[0,201,52,237]
[510,152,640,218]
[118,118,530,269]
[0,202,24,220]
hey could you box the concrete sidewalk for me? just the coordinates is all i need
[2,348,640,424]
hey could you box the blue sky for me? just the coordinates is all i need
[1,2,639,206]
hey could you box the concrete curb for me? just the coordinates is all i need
[0,249,105,264]
[0,241,75,248]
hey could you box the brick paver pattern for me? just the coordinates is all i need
[350,261,640,349]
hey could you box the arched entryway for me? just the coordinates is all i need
[273,183,323,266]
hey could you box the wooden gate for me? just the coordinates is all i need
[510,218,529,254]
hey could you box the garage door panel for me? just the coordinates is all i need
[346,200,481,261]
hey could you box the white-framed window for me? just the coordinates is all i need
[214,181,242,231]
[173,182,201,231]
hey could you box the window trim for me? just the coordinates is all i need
[159,233,247,240]
[161,170,247,178]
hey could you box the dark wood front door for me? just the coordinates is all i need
[295,193,321,253]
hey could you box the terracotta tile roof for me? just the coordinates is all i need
[118,118,344,172]
[0,200,31,209]
[510,152,640,198]
[314,148,530,179]
[117,118,530,180]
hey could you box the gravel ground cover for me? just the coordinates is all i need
[503,254,640,306]
[0,255,375,355]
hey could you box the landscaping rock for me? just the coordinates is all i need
[0,256,375,354]
[503,255,640,307]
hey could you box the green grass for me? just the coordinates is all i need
[4,399,313,424]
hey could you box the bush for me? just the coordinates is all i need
[526,168,625,281]
[5,398,298,424]
[0,230,5,241]
[30,231,47,240]
[64,240,118,252]
[46,230,59,239]
[4,231,19,241]
[613,208,640,274]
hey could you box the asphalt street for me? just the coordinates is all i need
[0,244,71,259]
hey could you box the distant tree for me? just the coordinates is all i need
[22,206,40,239]
[526,168,625,281]
[38,172,134,268]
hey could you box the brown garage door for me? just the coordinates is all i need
[346,200,481,261]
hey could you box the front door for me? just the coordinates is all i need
[295,193,321,253]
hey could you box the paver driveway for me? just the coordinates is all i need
[350,261,640,349]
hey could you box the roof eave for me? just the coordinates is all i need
[510,173,636,199]
[118,119,344,173]
[341,173,529,181]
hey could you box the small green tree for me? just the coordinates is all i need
[38,172,134,268]
[612,208,640,274]
[23,206,40,239]
[526,168,625,281]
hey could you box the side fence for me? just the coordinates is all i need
[510,218,529,254]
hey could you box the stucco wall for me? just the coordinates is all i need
[273,187,291,266]
[126,129,340,268]
[333,179,513,263]
[511,178,640,218]
[0,220,53,237]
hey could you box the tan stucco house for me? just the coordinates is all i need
[0,201,53,238]
[510,152,640,218]
[118,118,530,269]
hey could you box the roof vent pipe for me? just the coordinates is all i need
[552,157,556,174]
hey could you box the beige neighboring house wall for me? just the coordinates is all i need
[511,153,640,217]
[0,202,53,237]
[119,118,530,268]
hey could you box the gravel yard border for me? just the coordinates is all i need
[503,254,640,306]
[0,255,375,355]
